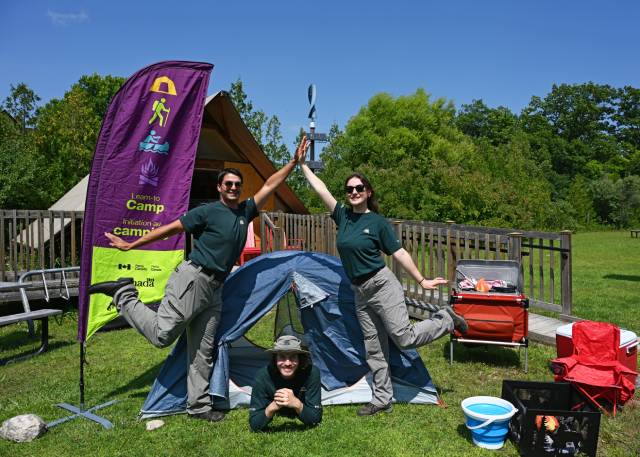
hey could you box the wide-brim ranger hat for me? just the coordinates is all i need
[268,335,310,355]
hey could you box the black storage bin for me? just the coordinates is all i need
[501,381,601,457]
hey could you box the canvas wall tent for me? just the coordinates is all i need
[17,175,88,247]
[140,251,439,418]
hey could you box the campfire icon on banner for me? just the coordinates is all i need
[139,159,160,187]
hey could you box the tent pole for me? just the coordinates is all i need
[47,342,118,429]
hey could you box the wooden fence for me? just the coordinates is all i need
[262,212,573,318]
[0,209,573,318]
[1,210,84,282]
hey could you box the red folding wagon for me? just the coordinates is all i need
[449,259,529,372]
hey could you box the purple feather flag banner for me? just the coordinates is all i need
[78,61,213,341]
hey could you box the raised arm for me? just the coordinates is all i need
[299,154,337,213]
[254,136,309,210]
[392,248,448,290]
[104,219,185,251]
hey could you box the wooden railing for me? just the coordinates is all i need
[1,210,84,282]
[1,209,572,318]
[263,212,573,318]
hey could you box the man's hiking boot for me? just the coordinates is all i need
[357,402,393,416]
[189,410,226,422]
[442,305,468,335]
[88,277,134,297]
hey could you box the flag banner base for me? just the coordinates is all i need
[48,400,119,429]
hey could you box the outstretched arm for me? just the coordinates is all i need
[299,154,337,213]
[105,219,185,251]
[254,136,309,210]
[392,248,448,290]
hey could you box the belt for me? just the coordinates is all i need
[187,260,228,282]
[351,267,383,286]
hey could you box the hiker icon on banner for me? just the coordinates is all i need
[149,97,171,127]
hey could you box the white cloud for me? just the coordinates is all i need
[47,10,89,26]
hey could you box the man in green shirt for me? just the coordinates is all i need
[88,137,309,422]
[249,335,322,432]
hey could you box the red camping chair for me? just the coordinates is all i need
[238,223,304,265]
[239,221,261,265]
[551,321,637,416]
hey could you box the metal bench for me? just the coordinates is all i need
[631,229,640,238]
[0,267,78,365]
[0,308,62,365]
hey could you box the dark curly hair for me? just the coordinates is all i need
[269,352,312,373]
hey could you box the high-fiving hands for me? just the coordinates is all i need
[294,136,310,164]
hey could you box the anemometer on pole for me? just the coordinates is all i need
[306,84,327,172]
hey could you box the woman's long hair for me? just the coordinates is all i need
[344,172,379,213]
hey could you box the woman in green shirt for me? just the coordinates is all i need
[249,335,322,431]
[300,159,468,417]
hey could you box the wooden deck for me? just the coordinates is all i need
[528,313,566,345]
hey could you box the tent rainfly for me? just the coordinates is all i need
[140,250,439,418]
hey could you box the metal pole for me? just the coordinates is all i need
[310,122,316,162]
[80,342,85,409]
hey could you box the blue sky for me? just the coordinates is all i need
[2,1,639,150]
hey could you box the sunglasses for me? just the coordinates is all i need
[222,181,242,189]
[345,184,366,194]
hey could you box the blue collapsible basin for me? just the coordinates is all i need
[461,396,517,450]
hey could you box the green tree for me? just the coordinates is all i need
[455,99,519,146]
[1,83,40,131]
[613,86,640,149]
[566,175,596,227]
[33,74,124,203]
[75,73,126,120]
[589,176,617,224]
[613,175,640,227]
[318,89,477,221]
[0,107,49,208]
[228,78,291,166]
[521,83,623,180]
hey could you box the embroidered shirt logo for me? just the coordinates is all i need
[240,219,245,225]
[363,228,370,234]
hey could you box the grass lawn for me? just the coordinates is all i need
[571,231,640,334]
[1,231,639,456]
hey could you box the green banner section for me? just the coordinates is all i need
[86,246,183,339]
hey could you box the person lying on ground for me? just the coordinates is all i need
[249,335,322,432]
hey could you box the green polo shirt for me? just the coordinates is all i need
[331,203,402,281]
[179,198,258,275]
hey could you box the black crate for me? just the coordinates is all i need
[501,381,601,457]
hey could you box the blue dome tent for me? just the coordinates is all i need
[140,251,439,418]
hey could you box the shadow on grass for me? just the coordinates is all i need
[105,361,165,398]
[456,423,474,445]
[602,273,640,282]
[0,333,74,363]
[263,421,319,433]
[442,341,522,369]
